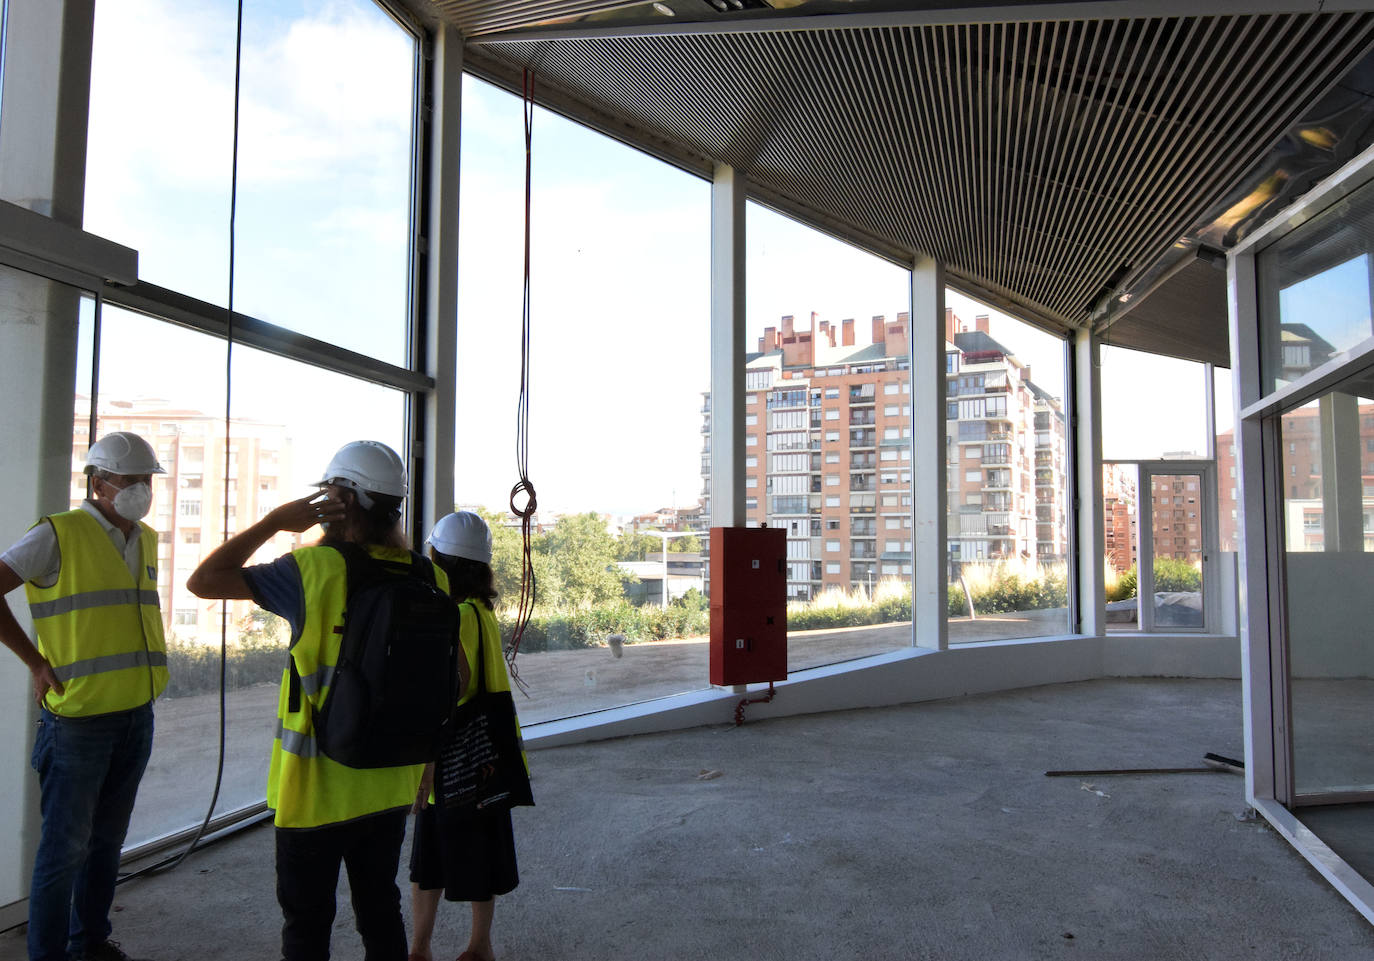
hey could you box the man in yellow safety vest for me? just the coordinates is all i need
[0,431,169,961]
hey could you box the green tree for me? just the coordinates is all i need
[668,533,700,553]
[537,512,626,609]
[615,530,660,562]
[474,507,525,603]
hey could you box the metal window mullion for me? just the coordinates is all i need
[102,281,433,394]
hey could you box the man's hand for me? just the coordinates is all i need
[30,657,62,704]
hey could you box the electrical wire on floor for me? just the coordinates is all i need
[506,67,538,697]
[117,0,245,883]
[734,682,777,726]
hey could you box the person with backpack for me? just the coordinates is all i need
[187,440,465,961]
[408,511,526,961]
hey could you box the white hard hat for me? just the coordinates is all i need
[317,440,407,497]
[428,511,492,564]
[84,432,165,476]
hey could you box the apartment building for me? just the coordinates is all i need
[73,397,300,647]
[700,308,1069,601]
[946,312,1069,569]
[1217,400,1374,553]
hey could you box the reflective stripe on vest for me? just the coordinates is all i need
[295,663,333,698]
[53,649,169,682]
[265,544,439,829]
[24,510,168,717]
[30,588,162,619]
[276,721,320,759]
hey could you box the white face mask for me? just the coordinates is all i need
[110,481,153,522]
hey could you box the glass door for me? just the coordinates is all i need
[1137,465,1213,632]
[1102,462,1216,632]
[1275,380,1374,803]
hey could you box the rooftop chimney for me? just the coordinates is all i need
[761,327,777,352]
[975,313,990,333]
[841,318,855,346]
[871,315,885,347]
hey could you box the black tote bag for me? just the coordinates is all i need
[434,604,534,813]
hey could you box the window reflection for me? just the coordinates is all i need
[1258,176,1374,393]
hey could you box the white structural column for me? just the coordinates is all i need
[1074,329,1106,636]
[709,164,746,529]
[0,0,97,926]
[1318,393,1363,552]
[419,23,462,540]
[911,256,945,650]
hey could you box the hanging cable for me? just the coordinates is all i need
[506,68,538,695]
[120,0,244,882]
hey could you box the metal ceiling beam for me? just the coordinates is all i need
[465,0,1374,44]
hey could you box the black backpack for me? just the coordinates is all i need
[289,543,463,769]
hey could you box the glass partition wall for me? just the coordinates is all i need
[1237,151,1374,852]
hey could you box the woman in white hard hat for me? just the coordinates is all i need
[408,511,524,961]
[188,440,433,961]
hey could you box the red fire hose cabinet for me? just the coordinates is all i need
[709,526,787,686]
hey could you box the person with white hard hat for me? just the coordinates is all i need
[0,431,169,961]
[187,440,441,961]
[408,511,526,961]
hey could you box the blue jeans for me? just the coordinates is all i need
[28,704,154,961]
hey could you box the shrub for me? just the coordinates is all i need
[1105,564,1137,603]
[163,633,286,699]
[948,560,1068,617]
[1153,556,1201,593]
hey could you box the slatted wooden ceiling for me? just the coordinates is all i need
[407,1,1374,348]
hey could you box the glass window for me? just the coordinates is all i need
[1259,178,1374,393]
[746,202,911,659]
[456,76,709,722]
[84,0,418,365]
[1100,345,1209,460]
[1276,371,1374,795]
[1214,366,1238,553]
[946,293,1070,642]
[86,305,405,850]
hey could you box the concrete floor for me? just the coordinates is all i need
[121,618,1063,844]
[5,678,1374,961]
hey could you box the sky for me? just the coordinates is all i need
[75,0,1223,518]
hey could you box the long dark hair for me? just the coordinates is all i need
[431,550,497,609]
[319,490,407,549]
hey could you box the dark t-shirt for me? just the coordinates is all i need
[242,555,306,642]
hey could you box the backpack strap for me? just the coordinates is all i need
[288,653,302,714]
[464,602,486,696]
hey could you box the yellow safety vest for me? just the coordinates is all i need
[25,509,168,717]
[267,544,446,829]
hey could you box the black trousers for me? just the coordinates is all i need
[275,809,408,961]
